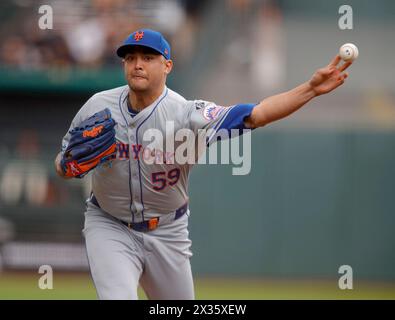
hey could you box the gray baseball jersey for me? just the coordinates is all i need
[62,85,254,222]
[61,85,255,299]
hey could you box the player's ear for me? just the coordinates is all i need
[164,59,173,75]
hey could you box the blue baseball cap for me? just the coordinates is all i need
[116,29,171,60]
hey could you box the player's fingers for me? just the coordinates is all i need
[339,75,346,83]
[321,66,336,76]
[329,54,342,67]
[337,72,348,82]
[337,72,348,79]
[333,79,345,90]
[338,61,352,72]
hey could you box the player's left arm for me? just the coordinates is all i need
[245,55,352,129]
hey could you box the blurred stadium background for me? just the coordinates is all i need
[0,0,394,299]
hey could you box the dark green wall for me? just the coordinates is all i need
[188,129,395,280]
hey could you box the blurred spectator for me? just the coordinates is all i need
[1,36,29,67]
[0,0,208,70]
[0,130,48,206]
[63,18,107,67]
[250,1,286,90]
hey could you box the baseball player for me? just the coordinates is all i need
[54,29,352,299]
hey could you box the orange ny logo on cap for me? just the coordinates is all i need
[134,31,144,41]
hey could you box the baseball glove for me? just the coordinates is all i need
[61,108,117,178]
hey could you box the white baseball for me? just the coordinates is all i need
[339,43,359,61]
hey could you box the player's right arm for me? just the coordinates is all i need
[245,55,352,129]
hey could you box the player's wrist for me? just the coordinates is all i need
[304,81,319,99]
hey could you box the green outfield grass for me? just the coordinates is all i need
[0,272,394,300]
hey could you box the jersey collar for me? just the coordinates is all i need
[123,86,167,125]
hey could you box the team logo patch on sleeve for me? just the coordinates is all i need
[194,101,206,110]
[202,105,225,121]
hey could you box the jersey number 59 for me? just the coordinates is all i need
[151,168,181,191]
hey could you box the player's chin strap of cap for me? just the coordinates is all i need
[90,194,188,232]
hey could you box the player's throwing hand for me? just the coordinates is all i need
[308,54,352,96]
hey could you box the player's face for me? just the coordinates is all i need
[123,47,172,93]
